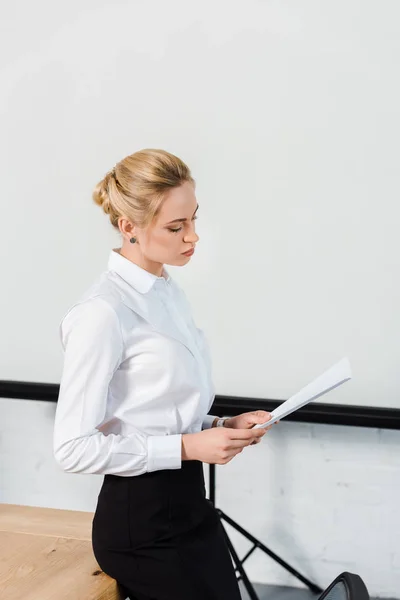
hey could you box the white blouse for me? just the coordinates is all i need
[53,248,217,477]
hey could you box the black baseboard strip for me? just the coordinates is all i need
[1,380,399,430]
[211,395,400,430]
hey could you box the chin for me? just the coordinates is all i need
[168,254,192,266]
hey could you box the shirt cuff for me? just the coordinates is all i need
[147,434,182,472]
[202,415,218,430]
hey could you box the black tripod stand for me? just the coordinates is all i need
[208,463,322,600]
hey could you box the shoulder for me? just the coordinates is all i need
[59,274,125,346]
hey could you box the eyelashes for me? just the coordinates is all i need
[168,215,198,233]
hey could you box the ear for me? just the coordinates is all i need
[118,216,138,241]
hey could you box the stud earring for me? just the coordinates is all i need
[130,237,137,244]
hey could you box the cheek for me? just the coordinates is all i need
[146,230,178,255]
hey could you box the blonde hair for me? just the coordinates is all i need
[92,149,195,229]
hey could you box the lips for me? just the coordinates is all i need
[182,248,195,256]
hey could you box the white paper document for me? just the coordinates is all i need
[253,357,352,429]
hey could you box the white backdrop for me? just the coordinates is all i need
[1,0,399,409]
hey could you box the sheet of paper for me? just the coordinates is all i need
[253,357,352,429]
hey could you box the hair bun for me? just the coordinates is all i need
[92,172,113,214]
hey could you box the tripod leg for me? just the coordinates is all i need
[209,463,216,506]
[218,510,322,595]
[220,522,260,600]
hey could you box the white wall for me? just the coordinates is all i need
[1,1,400,597]
[1,397,398,597]
[1,0,400,409]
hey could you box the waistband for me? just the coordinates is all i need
[104,459,204,483]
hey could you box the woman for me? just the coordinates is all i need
[53,149,272,600]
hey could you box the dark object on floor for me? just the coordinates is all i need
[318,572,369,599]
[240,573,379,600]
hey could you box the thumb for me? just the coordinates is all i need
[248,410,272,425]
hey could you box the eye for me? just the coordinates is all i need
[168,215,198,233]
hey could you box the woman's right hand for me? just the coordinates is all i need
[181,426,266,465]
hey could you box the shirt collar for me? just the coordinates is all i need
[107,248,171,294]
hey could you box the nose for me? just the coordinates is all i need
[183,229,199,244]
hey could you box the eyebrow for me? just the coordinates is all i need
[166,204,199,225]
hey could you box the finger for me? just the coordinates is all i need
[253,410,271,419]
[222,448,243,463]
[250,438,262,445]
[246,414,272,427]
[229,428,266,440]
[251,410,272,421]
[227,439,254,449]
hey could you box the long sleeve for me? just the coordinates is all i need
[202,414,217,429]
[53,297,182,476]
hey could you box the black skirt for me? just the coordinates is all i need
[92,461,241,600]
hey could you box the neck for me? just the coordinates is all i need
[117,244,164,278]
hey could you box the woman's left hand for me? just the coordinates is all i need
[224,411,274,445]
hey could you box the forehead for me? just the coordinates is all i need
[158,181,197,219]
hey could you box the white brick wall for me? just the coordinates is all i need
[1,397,399,598]
[207,421,400,598]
